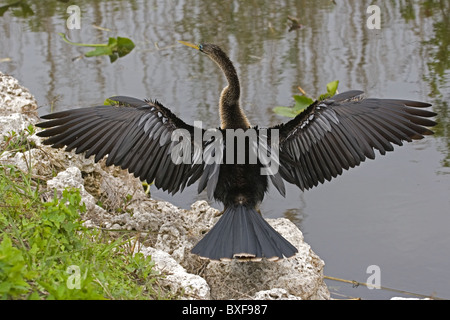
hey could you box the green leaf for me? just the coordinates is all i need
[109,53,118,63]
[103,98,118,106]
[0,235,30,295]
[293,95,314,113]
[318,93,331,101]
[107,37,118,47]
[326,80,339,96]
[85,46,113,57]
[273,106,299,118]
[116,37,135,57]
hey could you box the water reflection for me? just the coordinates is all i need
[419,0,450,168]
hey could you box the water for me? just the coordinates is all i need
[1,0,449,299]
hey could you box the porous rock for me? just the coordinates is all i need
[0,71,38,142]
[252,288,302,300]
[0,71,38,120]
[45,166,109,219]
[0,113,32,141]
[139,245,211,299]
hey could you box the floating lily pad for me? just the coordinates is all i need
[58,33,135,63]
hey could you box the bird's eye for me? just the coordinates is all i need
[198,44,203,51]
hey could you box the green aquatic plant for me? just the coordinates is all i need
[273,80,339,118]
[58,33,135,63]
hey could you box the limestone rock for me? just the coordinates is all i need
[139,245,211,300]
[45,166,107,218]
[0,71,38,120]
[0,113,32,141]
[252,288,302,300]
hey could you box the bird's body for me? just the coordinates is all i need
[36,42,436,261]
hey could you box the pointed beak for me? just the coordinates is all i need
[178,40,199,50]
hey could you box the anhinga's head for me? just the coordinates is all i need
[178,41,224,58]
[178,41,237,78]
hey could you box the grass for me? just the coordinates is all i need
[0,126,174,300]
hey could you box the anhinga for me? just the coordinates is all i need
[36,41,436,261]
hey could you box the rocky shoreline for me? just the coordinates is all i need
[0,71,330,300]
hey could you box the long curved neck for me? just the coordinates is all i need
[210,50,250,129]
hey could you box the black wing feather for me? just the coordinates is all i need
[36,96,208,195]
[273,91,436,191]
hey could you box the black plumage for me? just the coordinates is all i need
[36,42,436,261]
[274,91,436,191]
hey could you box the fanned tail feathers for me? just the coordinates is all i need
[191,205,298,261]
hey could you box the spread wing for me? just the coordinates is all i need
[271,90,436,191]
[36,96,205,195]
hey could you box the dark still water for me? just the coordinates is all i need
[1,0,449,299]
